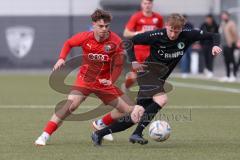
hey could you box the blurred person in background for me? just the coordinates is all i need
[121,0,164,91]
[236,39,240,73]
[180,14,194,78]
[200,14,219,78]
[219,11,238,82]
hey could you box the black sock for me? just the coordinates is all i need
[133,101,162,135]
[96,115,135,137]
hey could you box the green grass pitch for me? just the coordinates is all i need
[0,74,239,160]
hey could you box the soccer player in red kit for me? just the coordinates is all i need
[122,0,164,91]
[34,9,144,146]
[92,0,163,141]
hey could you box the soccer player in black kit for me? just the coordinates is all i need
[91,13,222,146]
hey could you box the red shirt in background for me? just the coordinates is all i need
[126,11,164,62]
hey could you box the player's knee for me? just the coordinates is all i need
[153,95,168,107]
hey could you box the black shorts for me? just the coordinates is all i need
[136,71,165,99]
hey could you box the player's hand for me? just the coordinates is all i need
[132,61,147,72]
[135,30,145,35]
[131,105,145,123]
[53,59,65,71]
[99,79,112,86]
[212,46,222,56]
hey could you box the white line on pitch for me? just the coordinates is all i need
[170,81,240,94]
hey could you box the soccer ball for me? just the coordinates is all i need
[149,120,171,142]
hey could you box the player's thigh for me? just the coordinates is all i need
[152,92,168,107]
[67,90,87,108]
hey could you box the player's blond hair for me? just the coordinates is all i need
[167,13,186,29]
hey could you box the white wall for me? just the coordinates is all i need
[0,0,221,16]
[153,0,217,15]
[0,0,101,16]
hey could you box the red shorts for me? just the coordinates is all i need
[134,45,150,63]
[72,76,123,104]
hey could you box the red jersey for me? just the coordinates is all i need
[125,11,164,62]
[59,31,123,85]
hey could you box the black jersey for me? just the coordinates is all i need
[128,28,220,80]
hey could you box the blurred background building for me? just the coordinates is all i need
[0,0,239,79]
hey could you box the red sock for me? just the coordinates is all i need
[102,113,115,126]
[125,77,135,89]
[43,121,58,135]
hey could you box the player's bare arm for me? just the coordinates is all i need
[123,28,144,39]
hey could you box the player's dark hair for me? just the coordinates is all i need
[91,9,112,23]
[167,13,186,28]
[206,14,214,19]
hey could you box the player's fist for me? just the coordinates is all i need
[131,105,145,123]
[132,61,147,72]
[212,46,222,56]
[53,58,65,71]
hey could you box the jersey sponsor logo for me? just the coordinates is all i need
[177,42,185,49]
[164,51,184,59]
[5,26,35,58]
[88,53,109,62]
[143,25,156,31]
[152,18,159,24]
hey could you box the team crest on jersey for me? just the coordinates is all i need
[152,18,159,24]
[104,42,116,53]
[5,26,35,58]
[177,42,185,49]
